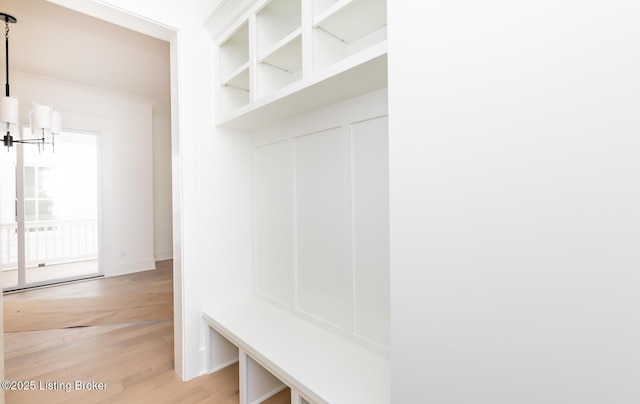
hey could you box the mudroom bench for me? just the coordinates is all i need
[202,298,390,404]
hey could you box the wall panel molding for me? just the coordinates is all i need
[250,89,389,354]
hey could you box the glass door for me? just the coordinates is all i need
[0,145,18,289]
[1,129,101,291]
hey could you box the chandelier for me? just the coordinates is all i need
[1,12,60,152]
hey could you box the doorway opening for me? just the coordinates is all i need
[1,129,101,291]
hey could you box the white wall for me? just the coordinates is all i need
[389,1,640,403]
[12,72,156,277]
[152,111,173,261]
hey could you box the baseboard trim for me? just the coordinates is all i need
[154,250,173,261]
[105,259,157,277]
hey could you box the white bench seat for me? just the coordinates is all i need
[202,298,390,404]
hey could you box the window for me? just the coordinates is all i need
[24,165,57,223]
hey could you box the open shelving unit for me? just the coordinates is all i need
[212,0,387,129]
[219,20,251,116]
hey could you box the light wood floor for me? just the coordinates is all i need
[3,260,290,404]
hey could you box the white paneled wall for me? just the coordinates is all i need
[351,116,390,347]
[253,140,294,306]
[295,127,349,329]
[252,89,389,353]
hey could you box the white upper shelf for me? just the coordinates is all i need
[258,29,303,73]
[313,0,387,44]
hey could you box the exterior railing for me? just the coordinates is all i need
[0,219,98,270]
[0,223,17,269]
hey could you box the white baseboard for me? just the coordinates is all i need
[154,250,173,261]
[105,259,156,277]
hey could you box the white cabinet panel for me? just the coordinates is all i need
[351,116,390,347]
[295,128,348,328]
[253,141,295,305]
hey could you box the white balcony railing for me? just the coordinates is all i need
[0,219,98,270]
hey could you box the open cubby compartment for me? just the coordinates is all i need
[220,76,251,117]
[241,352,289,404]
[256,33,303,99]
[312,0,387,70]
[220,20,250,82]
[219,20,251,115]
[256,0,302,53]
[209,327,240,372]
[219,20,251,116]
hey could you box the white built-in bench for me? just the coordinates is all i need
[202,298,390,404]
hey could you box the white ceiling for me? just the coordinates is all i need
[3,0,170,111]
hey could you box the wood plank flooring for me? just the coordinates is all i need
[3,260,290,404]
[4,295,173,332]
